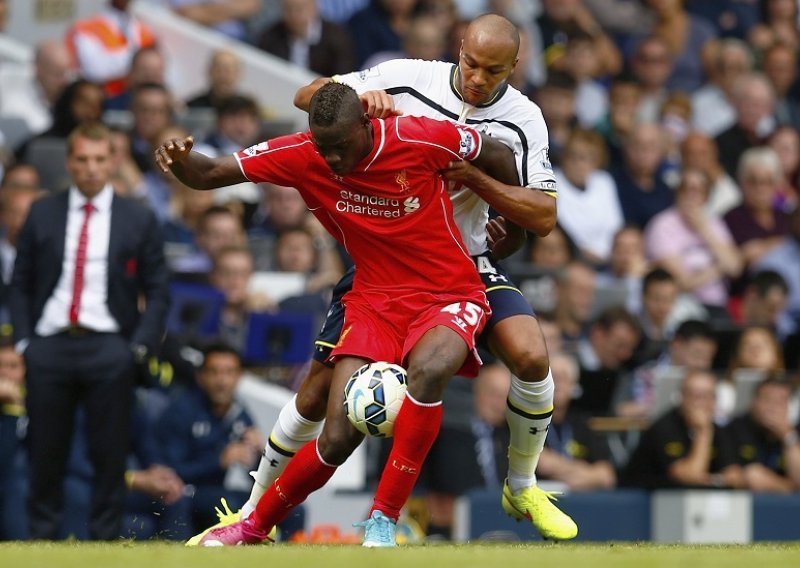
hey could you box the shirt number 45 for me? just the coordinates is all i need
[441,302,483,332]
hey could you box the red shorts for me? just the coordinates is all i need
[330,292,489,377]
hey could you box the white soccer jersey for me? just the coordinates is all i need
[334,59,556,255]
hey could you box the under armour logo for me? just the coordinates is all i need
[269,459,279,467]
[529,425,550,435]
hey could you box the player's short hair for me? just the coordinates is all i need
[66,122,114,155]
[309,82,361,128]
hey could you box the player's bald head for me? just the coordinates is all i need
[463,14,520,64]
[309,82,364,129]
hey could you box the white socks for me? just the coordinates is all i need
[505,370,554,494]
[241,395,323,518]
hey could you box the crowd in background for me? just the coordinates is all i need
[0,0,799,542]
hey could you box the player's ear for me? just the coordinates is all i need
[361,112,370,124]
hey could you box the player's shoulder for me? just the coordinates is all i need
[494,85,546,124]
[341,58,451,85]
[391,114,458,140]
[237,131,312,159]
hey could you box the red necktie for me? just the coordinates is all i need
[69,202,95,325]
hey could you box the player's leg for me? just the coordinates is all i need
[188,272,351,544]
[482,266,577,540]
[199,357,367,546]
[242,360,332,518]
[363,297,486,546]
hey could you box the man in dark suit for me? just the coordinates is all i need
[10,121,170,540]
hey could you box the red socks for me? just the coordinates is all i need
[370,395,443,521]
[252,440,336,532]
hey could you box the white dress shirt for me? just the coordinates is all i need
[36,184,120,336]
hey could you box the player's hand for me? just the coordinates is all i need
[486,216,526,260]
[154,136,194,173]
[442,160,484,186]
[359,90,401,119]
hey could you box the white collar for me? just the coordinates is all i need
[68,183,114,213]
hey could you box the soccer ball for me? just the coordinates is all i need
[344,361,408,438]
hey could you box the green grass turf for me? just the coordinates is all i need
[2,542,800,568]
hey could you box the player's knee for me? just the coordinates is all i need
[317,423,362,465]
[507,347,550,383]
[406,359,450,402]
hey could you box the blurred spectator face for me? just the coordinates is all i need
[543,0,579,21]
[714,42,751,94]
[132,87,172,143]
[751,381,792,430]
[623,123,664,177]
[66,134,114,197]
[564,37,599,81]
[762,45,796,97]
[562,134,603,188]
[680,370,717,422]
[671,335,716,369]
[530,226,571,269]
[276,229,316,273]
[766,0,797,21]
[660,94,691,146]
[403,16,446,61]
[35,40,71,104]
[282,0,318,38]
[733,76,775,134]
[560,262,596,327]
[608,81,640,136]
[1,164,40,190]
[129,48,166,87]
[609,227,645,277]
[675,168,711,219]
[734,327,782,370]
[744,283,788,327]
[768,127,800,181]
[536,84,576,126]
[197,351,242,409]
[1,188,40,246]
[211,248,253,307]
[474,363,511,427]
[739,160,780,213]
[219,109,260,148]
[0,346,25,387]
[197,210,245,258]
[209,50,241,98]
[680,132,719,177]
[71,82,104,124]
[643,277,677,328]
[591,320,639,370]
[265,184,308,232]
[632,37,673,91]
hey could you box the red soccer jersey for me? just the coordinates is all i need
[235,115,486,310]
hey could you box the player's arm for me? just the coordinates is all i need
[154,136,246,190]
[444,135,557,237]
[295,78,398,118]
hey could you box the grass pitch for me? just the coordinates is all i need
[1,542,799,568]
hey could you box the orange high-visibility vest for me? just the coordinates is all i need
[65,14,156,97]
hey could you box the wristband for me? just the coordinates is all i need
[124,470,136,489]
